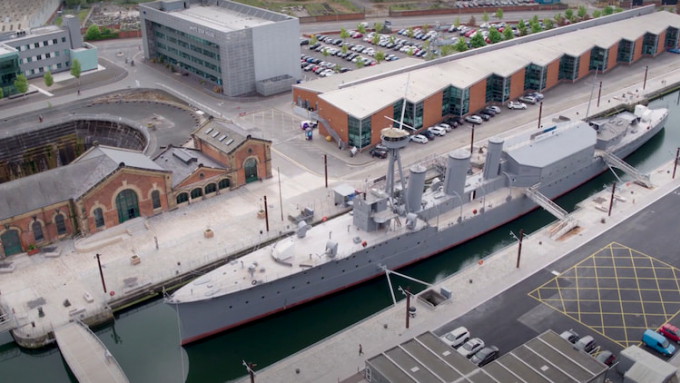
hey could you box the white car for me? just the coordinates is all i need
[457,338,485,358]
[486,105,501,114]
[518,95,538,104]
[410,134,429,144]
[429,126,447,136]
[441,327,470,348]
[438,123,452,131]
[465,115,483,125]
[507,101,527,110]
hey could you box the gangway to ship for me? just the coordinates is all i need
[524,185,579,239]
[596,150,653,188]
[53,320,129,383]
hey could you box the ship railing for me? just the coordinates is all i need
[596,150,653,188]
[524,184,568,220]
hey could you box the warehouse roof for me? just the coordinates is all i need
[318,11,680,119]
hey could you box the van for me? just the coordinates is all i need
[642,329,676,356]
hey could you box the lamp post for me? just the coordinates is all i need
[509,230,526,268]
[95,253,107,293]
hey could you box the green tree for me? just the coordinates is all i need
[407,27,414,38]
[518,19,528,36]
[564,8,573,20]
[603,6,614,15]
[488,27,502,44]
[470,31,486,48]
[592,10,601,18]
[531,15,539,24]
[341,45,348,54]
[530,22,542,34]
[440,44,455,57]
[577,5,587,19]
[333,64,341,73]
[371,33,380,45]
[502,27,514,40]
[0,87,4,99]
[321,48,330,58]
[373,22,383,33]
[357,23,366,34]
[84,24,101,41]
[406,47,414,56]
[309,36,317,45]
[468,15,476,26]
[355,59,364,69]
[482,11,489,22]
[614,6,623,13]
[453,37,468,52]
[495,8,503,20]
[44,71,53,87]
[339,28,349,40]
[374,50,385,64]
[70,59,82,85]
[14,74,28,93]
[554,12,562,23]
[422,23,429,33]
[569,14,578,24]
[544,18,554,30]
[389,35,395,44]
[454,17,460,28]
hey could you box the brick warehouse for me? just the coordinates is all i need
[293,9,680,150]
[0,119,271,257]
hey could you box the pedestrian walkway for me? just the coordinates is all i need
[54,320,128,383]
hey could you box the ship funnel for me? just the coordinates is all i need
[444,149,470,198]
[483,136,504,180]
[406,165,426,213]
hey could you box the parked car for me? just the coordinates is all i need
[574,335,598,354]
[410,134,429,144]
[595,350,615,367]
[438,123,452,131]
[528,92,544,101]
[457,338,485,358]
[659,323,680,343]
[507,101,528,110]
[470,346,499,367]
[370,147,388,158]
[560,330,579,344]
[422,129,435,140]
[481,108,496,117]
[479,113,491,121]
[300,39,309,45]
[486,105,501,114]
[642,329,675,356]
[441,327,470,348]
[465,115,483,125]
[429,126,447,136]
[519,95,538,104]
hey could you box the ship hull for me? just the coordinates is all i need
[172,115,666,345]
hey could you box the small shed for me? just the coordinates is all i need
[333,184,357,207]
[616,346,678,383]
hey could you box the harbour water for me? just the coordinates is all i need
[1,94,679,383]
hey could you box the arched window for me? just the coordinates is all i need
[176,193,189,204]
[55,214,67,235]
[205,183,216,194]
[32,221,44,242]
[115,189,140,224]
[218,178,230,190]
[151,190,161,209]
[190,188,203,199]
[94,208,105,228]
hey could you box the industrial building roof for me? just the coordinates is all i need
[153,146,226,188]
[174,6,274,32]
[317,11,680,119]
[366,331,607,383]
[193,119,269,155]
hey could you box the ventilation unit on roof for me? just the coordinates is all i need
[211,131,220,138]
[172,148,198,164]
[225,139,234,146]
[205,127,213,134]
[218,135,227,142]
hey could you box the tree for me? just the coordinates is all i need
[371,33,380,45]
[614,6,623,13]
[309,36,317,45]
[569,14,578,24]
[482,11,489,22]
[502,27,514,40]
[592,10,601,18]
[454,17,460,28]
[531,15,539,24]
[374,50,385,64]
[341,45,348,54]
[357,23,366,34]
[373,22,383,33]
[577,5,588,19]
[14,74,28,94]
[44,71,53,88]
[603,6,614,15]
[339,28,349,40]
[544,18,554,30]
[518,19,527,36]
[407,27,414,38]
[468,15,476,26]
[333,64,341,73]
[422,23,429,33]
[530,22,542,34]
[389,35,395,45]
[488,27,502,44]
[470,31,486,48]
[70,59,82,85]
[495,8,503,20]
[321,48,330,58]
[564,8,573,20]
[453,37,468,52]
[84,24,101,41]
[355,59,364,69]
[440,44,455,57]
[554,12,562,23]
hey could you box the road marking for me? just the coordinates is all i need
[629,246,650,330]
[551,270,560,276]
[32,85,53,97]
[609,244,630,346]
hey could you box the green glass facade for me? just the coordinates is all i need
[392,99,423,131]
[151,22,222,85]
[524,64,546,91]
[589,47,607,71]
[0,50,19,98]
[348,116,371,149]
[558,55,578,81]
[485,74,510,103]
[441,86,469,117]
[617,40,634,63]
[666,27,679,48]
[642,32,658,55]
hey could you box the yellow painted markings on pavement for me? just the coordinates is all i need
[528,242,680,348]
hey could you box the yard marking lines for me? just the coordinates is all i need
[529,242,680,348]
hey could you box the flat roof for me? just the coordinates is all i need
[506,122,596,168]
[318,11,680,119]
[0,44,17,56]
[173,6,274,32]
[366,331,607,383]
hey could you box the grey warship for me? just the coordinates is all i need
[167,104,668,345]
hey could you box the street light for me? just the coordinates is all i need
[509,230,527,268]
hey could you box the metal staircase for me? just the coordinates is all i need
[312,113,347,150]
[524,184,579,239]
[597,150,653,188]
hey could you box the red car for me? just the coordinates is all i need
[659,323,680,342]
[464,29,476,38]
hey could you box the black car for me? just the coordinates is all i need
[450,116,465,125]
[309,42,321,50]
[369,147,388,158]
[300,39,309,46]
[445,118,459,128]
[422,130,435,140]
[482,108,496,117]
[470,346,499,367]
[479,113,491,121]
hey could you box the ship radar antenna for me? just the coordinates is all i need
[380,74,413,212]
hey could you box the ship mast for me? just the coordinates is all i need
[382,75,412,212]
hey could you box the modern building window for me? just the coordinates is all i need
[94,208,105,228]
[665,27,679,48]
[442,86,469,117]
[589,47,607,71]
[151,190,161,209]
[524,64,546,91]
[43,40,48,46]
[347,116,371,149]
[190,188,203,199]
[558,55,578,81]
[392,100,422,131]
[34,42,39,48]
[642,32,658,55]
[55,214,67,235]
[52,38,58,44]
[485,75,510,103]
[218,178,230,189]
[45,53,51,59]
[62,37,66,43]
[205,183,217,194]
[617,40,634,63]
[32,221,44,242]
[176,193,189,204]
